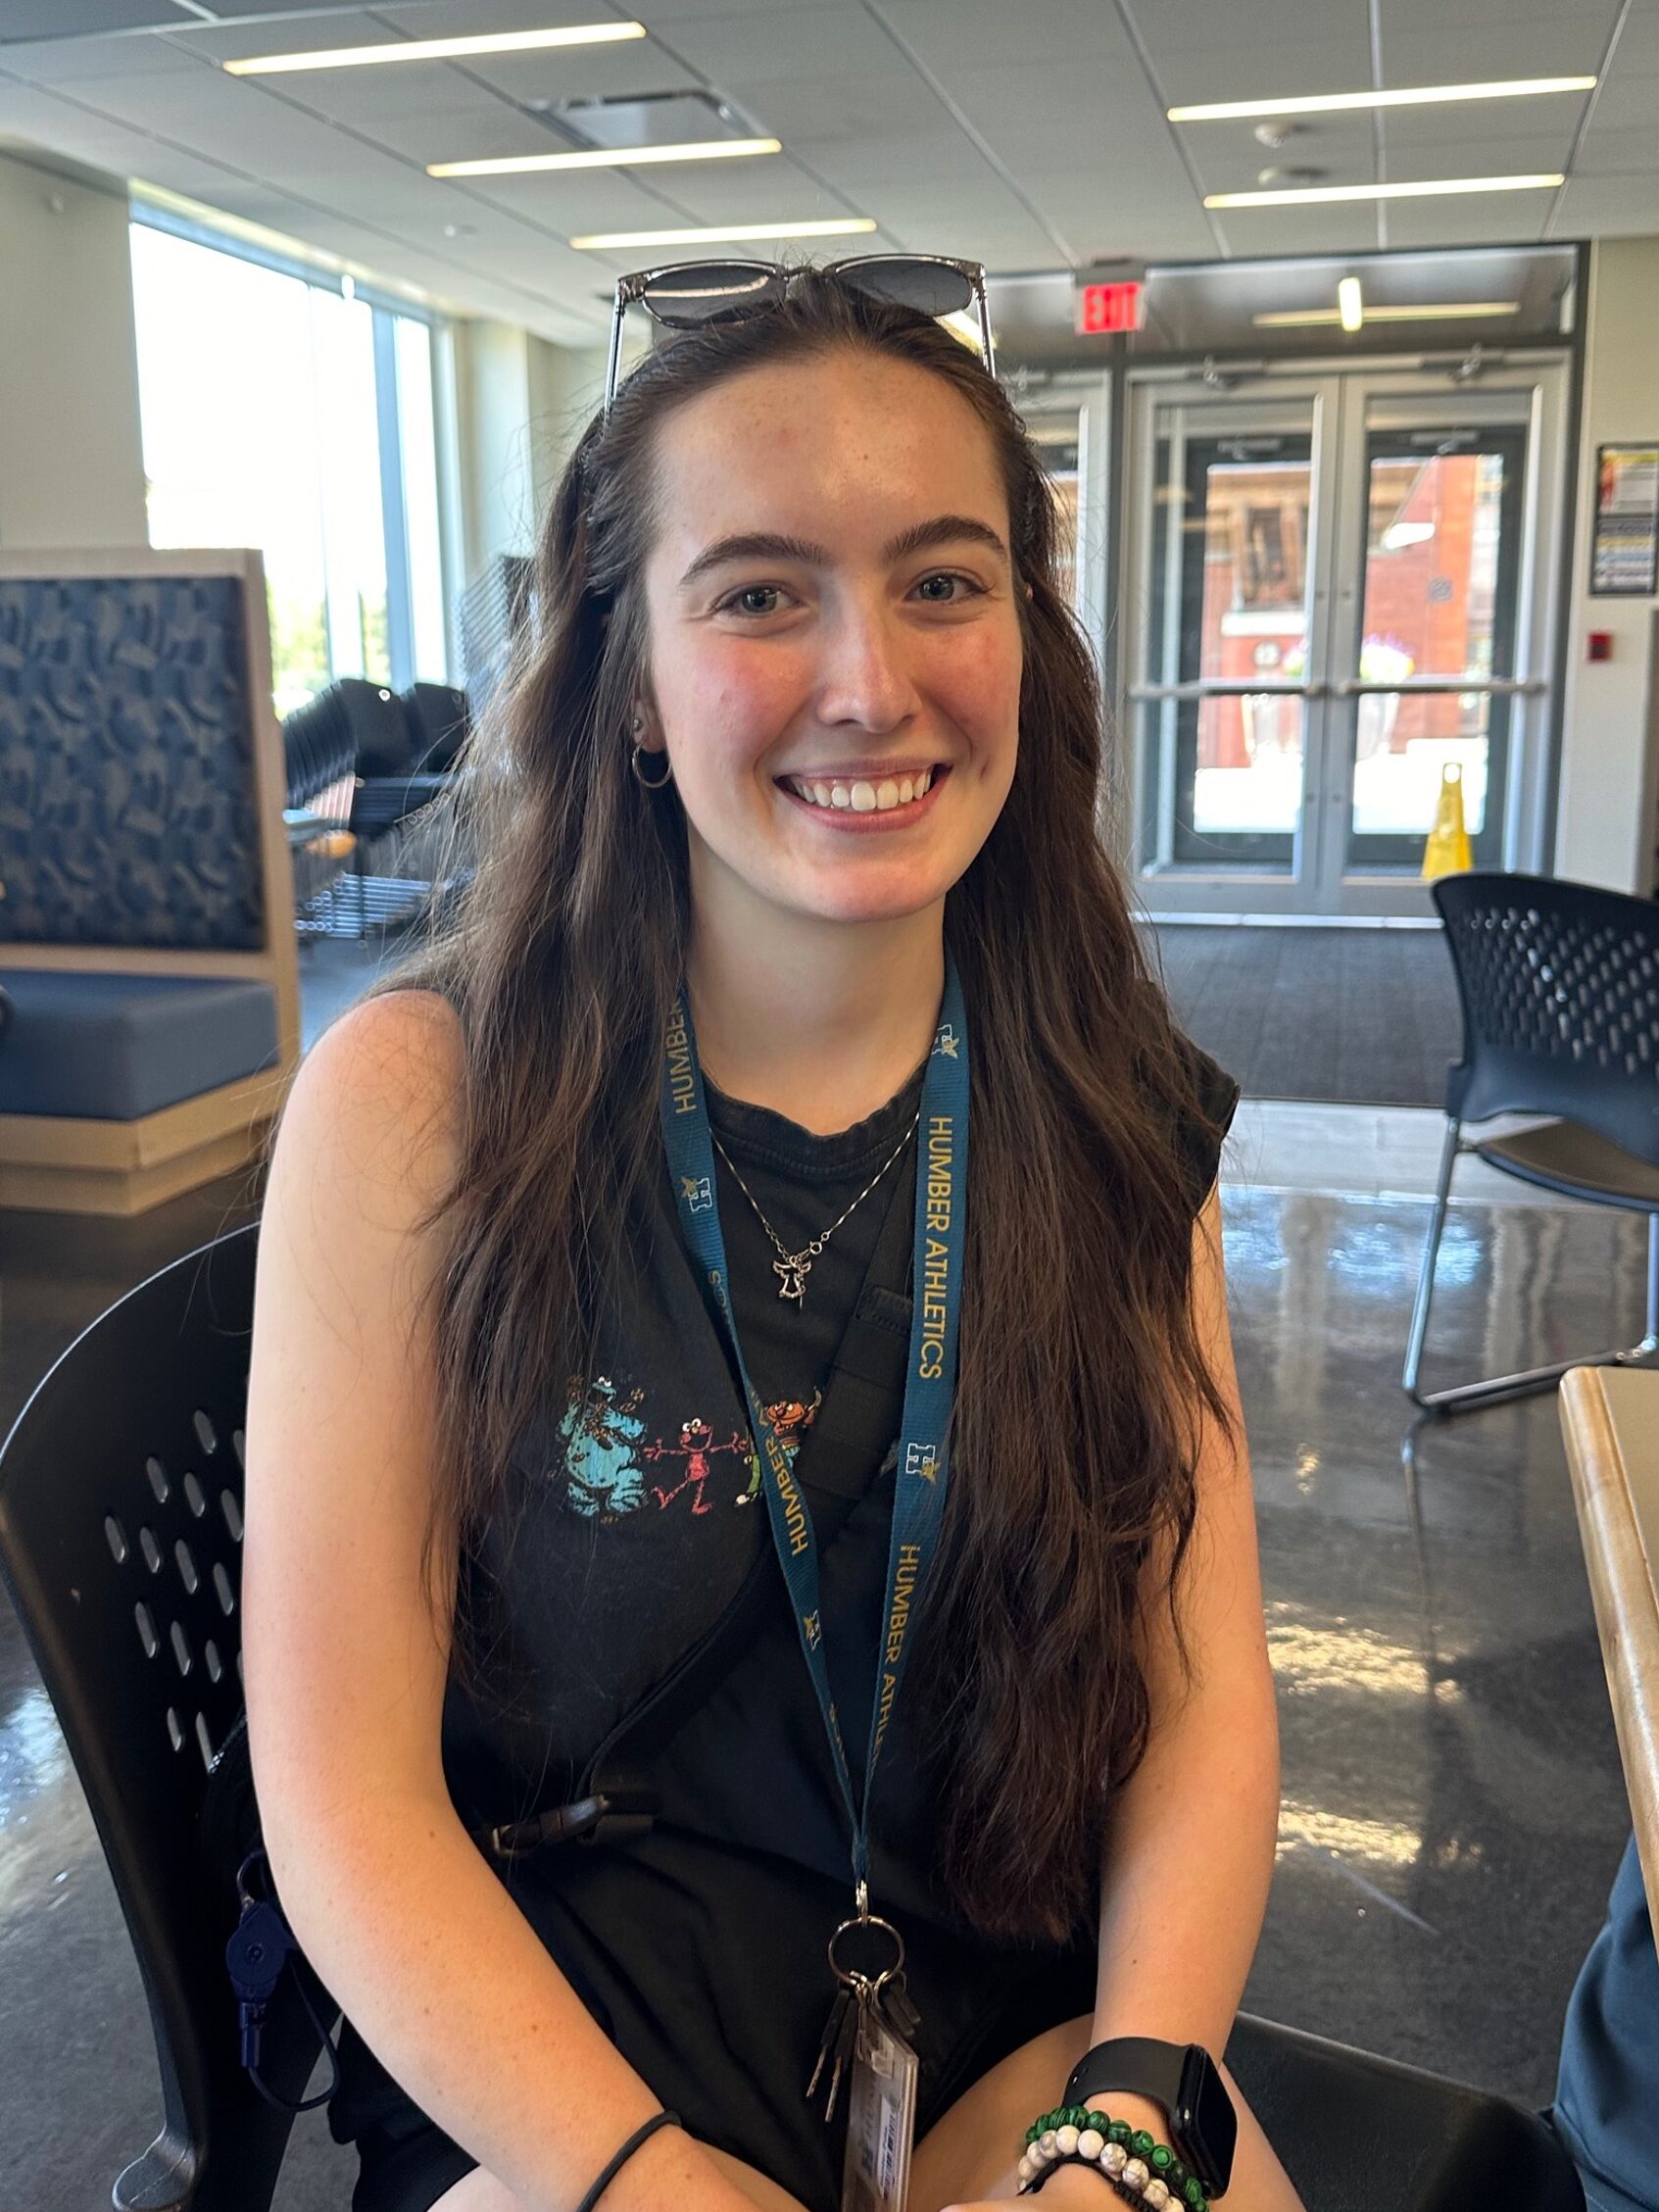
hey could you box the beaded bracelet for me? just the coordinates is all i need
[1016,2105,1210,2212]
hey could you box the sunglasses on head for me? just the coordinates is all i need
[603,253,995,415]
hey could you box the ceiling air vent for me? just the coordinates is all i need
[528,89,758,152]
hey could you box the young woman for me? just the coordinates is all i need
[243,265,1298,2212]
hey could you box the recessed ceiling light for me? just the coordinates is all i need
[1251,301,1521,325]
[569,218,879,250]
[223,24,646,75]
[429,137,781,178]
[1337,275,1363,330]
[1206,173,1562,207]
[1170,74,1595,122]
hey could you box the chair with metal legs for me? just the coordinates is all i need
[1405,870,1659,1415]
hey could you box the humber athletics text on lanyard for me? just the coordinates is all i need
[659,960,968,2118]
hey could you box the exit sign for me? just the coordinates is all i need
[1077,280,1144,334]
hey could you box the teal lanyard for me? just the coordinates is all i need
[659,959,969,1891]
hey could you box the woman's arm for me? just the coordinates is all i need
[244,992,756,2212]
[1089,1182,1280,2059]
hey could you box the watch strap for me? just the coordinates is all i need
[1063,2036,1186,2119]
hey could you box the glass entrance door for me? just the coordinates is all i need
[1342,421,1528,873]
[1125,361,1567,916]
[1146,420,1316,870]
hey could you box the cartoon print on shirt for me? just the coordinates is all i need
[644,1417,749,1516]
[558,1375,649,1518]
[736,1391,823,1504]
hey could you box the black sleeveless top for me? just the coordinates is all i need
[332,1036,1240,2212]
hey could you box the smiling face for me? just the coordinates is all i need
[638,347,1024,939]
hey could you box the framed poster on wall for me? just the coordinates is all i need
[1591,443,1659,595]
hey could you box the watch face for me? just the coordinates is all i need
[1177,2047,1238,2196]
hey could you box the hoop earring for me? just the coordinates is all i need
[631,742,673,790]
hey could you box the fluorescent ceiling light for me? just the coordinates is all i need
[570,218,879,250]
[224,24,645,75]
[430,137,780,177]
[1206,173,1562,207]
[1170,74,1594,122]
[1252,300,1521,325]
[1337,276,1363,331]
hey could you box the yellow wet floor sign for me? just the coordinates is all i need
[1422,762,1473,879]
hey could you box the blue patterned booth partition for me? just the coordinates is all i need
[0,573,279,1122]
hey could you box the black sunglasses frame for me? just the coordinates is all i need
[603,252,995,414]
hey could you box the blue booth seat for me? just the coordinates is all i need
[0,971,278,1121]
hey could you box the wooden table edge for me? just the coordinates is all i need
[1559,1365,1659,1943]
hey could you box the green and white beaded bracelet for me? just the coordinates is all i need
[1016,2106,1211,2212]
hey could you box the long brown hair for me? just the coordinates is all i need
[371,271,1229,1943]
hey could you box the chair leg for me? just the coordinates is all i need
[1403,1118,1459,1406]
[1405,1126,1659,1417]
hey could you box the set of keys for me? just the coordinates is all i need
[807,1889,921,2124]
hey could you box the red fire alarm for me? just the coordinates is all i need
[1077,280,1145,335]
[1587,630,1614,662]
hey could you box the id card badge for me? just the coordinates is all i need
[841,2010,919,2212]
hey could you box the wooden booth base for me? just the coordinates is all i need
[0,1071,282,1218]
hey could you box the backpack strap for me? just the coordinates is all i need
[481,1163,916,1858]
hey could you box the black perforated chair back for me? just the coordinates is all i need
[0,1224,318,2211]
[1433,871,1659,1163]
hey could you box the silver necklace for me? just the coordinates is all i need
[711,1110,920,1309]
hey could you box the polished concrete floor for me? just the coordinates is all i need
[0,942,1637,2208]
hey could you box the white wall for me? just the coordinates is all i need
[1554,235,1659,895]
[0,149,147,550]
[449,318,609,582]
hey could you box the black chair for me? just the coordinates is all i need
[403,682,470,775]
[0,1224,325,2211]
[0,1230,1585,2212]
[1405,871,1659,1414]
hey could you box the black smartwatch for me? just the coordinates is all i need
[1062,2039,1237,2198]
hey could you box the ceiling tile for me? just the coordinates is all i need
[415,169,673,234]
[0,1,197,34]
[1379,0,1616,25]
[170,0,367,13]
[739,67,952,153]
[1017,174,1217,258]
[1610,8,1659,72]
[1378,21,1610,83]
[633,0,825,15]
[245,63,513,131]
[1128,0,1374,50]
[0,31,204,80]
[454,44,703,102]
[1583,70,1659,131]
[654,4,900,84]
[877,0,1146,71]
[166,11,386,65]
[1378,93,1589,149]
[370,0,644,29]
[1575,125,1659,175]
[1382,198,1550,247]
[1155,35,1379,108]
[1550,172,1659,232]
[1208,204,1385,255]
[1380,129,1578,176]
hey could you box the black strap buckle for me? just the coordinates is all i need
[486,1786,656,1860]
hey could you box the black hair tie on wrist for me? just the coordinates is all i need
[576,2109,682,2212]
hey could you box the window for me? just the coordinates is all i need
[129,217,449,717]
